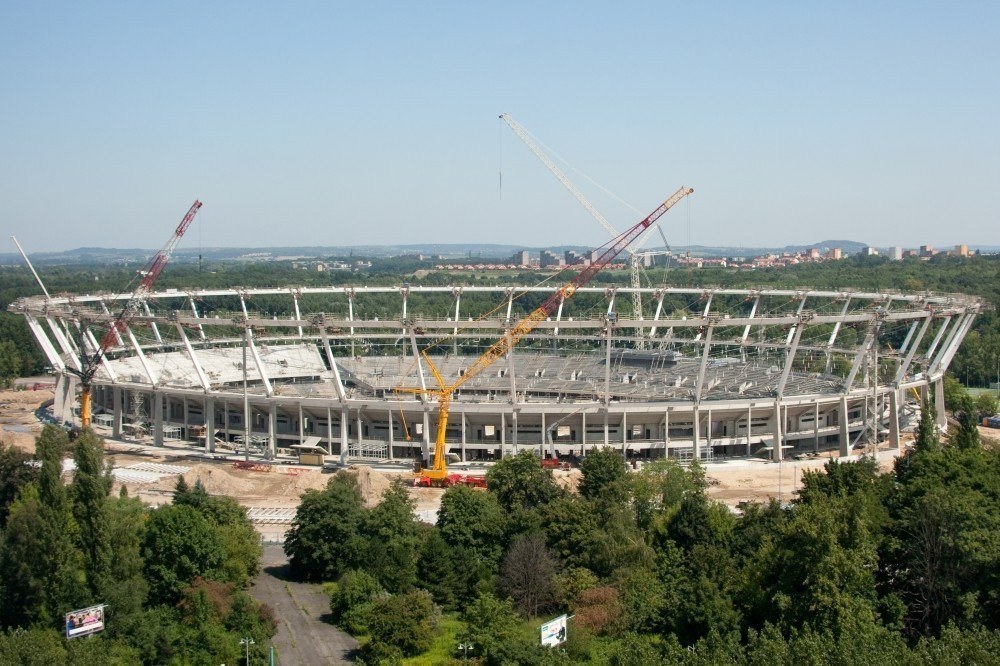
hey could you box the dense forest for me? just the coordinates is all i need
[2,253,998,387]
[0,426,274,663]
[284,409,1000,664]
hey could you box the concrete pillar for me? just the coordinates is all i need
[268,402,277,459]
[746,404,752,457]
[113,388,122,439]
[500,411,506,457]
[581,410,587,456]
[340,406,349,462]
[388,408,395,461]
[814,402,820,453]
[205,396,215,452]
[839,396,850,457]
[772,400,783,462]
[621,411,627,456]
[153,391,164,447]
[692,405,701,462]
[706,408,712,457]
[326,406,333,455]
[460,410,466,462]
[934,379,947,430]
[511,410,518,450]
[889,390,901,450]
[603,409,609,447]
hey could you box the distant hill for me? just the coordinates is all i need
[3,240,998,266]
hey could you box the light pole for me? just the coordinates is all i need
[457,642,474,661]
[239,637,255,665]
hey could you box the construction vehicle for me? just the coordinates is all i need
[68,201,202,427]
[409,187,692,485]
[499,113,694,334]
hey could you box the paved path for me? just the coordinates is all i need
[251,545,359,664]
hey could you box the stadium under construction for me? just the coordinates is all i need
[8,284,983,465]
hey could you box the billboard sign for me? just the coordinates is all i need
[540,614,567,647]
[65,604,105,639]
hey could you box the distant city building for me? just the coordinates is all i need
[954,244,969,257]
[920,245,935,257]
[826,248,843,260]
[808,248,820,259]
[904,249,919,259]
[539,250,564,268]
[863,247,879,256]
[564,250,586,265]
[890,246,903,260]
[511,250,531,266]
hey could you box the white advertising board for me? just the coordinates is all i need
[540,614,567,647]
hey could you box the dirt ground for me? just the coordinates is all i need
[0,388,52,454]
[4,387,1000,517]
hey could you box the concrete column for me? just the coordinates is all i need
[422,410,431,461]
[388,408,395,461]
[692,405,701,462]
[205,396,215,452]
[356,412,363,457]
[746,404,752,457]
[889,390,901,450]
[664,408,670,456]
[934,379,947,430]
[772,400,783,462]
[706,408,712,457]
[511,410,518,451]
[327,406,333,455]
[268,402,277,459]
[340,406,349,462]
[603,409,609,447]
[460,410,466,462]
[813,402,820,454]
[183,396,189,440]
[153,391,164,447]
[500,411,506,457]
[839,396,850,457]
[298,405,304,445]
[113,388,122,439]
[581,410,587,456]
[621,411,627,456]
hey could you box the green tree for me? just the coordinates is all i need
[579,446,629,505]
[487,450,561,512]
[437,484,507,567]
[952,395,981,450]
[102,495,149,637]
[416,530,461,610]
[0,441,38,527]
[284,472,367,581]
[361,480,422,592]
[0,339,23,387]
[458,593,531,666]
[330,569,384,634]
[71,428,112,598]
[142,504,226,605]
[362,589,440,659]
[914,396,940,453]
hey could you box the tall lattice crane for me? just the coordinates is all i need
[499,113,693,330]
[411,187,691,481]
[70,200,202,427]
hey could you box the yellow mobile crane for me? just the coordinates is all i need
[409,186,692,484]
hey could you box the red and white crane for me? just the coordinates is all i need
[71,200,202,427]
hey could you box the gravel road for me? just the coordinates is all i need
[251,545,359,664]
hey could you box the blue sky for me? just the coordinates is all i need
[2,1,998,252]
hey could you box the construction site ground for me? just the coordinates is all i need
[4,387,1000,527]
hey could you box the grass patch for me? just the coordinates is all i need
[402,614,465,665]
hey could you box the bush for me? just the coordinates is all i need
[330,570,384,635]
[365,589,440,657]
